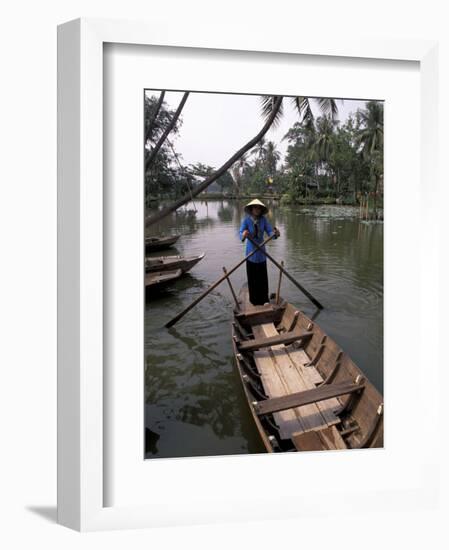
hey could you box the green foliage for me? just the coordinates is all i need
[144,91,383,212]
[144,93,186,203]
[280,193,293,205]
[275,103,383,203]
[216,170,234,192]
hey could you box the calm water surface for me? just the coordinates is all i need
[145,200,383,458]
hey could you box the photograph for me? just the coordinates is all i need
[144,89,384,459]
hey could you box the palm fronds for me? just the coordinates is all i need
[260,96,284,128]
[292,97,315,130]
[316,98,339,121]
[357,101,384,159]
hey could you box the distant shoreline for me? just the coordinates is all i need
[147,193,382,208]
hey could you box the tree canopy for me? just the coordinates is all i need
[144,93,383,214]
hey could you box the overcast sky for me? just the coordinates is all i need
[145,90,367,169]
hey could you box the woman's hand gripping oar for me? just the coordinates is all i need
[165,234,277,328]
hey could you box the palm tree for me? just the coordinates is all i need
[314,116,336,161]
[358,101,383,157]
[249,138,280,179]
[146,96,284,226]
[358,101,384,218]
[146,95,340,226]
[251,137,268,164]
[265,141,281,177]
[145,92,190,171]
[313,115,337,192]
[230,153,250,194]
[145,91,165,143]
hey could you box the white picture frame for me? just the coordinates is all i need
[57,17,441,531]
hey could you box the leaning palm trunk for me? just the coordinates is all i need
[146,96,284,227]
[145,90,165,143]
[145,91,189,172]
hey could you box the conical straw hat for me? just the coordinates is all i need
[244,198,268,215]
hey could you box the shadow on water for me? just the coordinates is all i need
[145,273,207,305]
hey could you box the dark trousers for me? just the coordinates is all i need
[246,260,269,305]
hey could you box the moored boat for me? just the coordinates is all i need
[145,269,183,291]
[145,234,180,253]
[145,252,205,274]
[232,286,383,453]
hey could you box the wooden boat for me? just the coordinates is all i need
[145,252,205,274]
[232,287,383,453]
[145,269,183,290]
[145,234,180,253]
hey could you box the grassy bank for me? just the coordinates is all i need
[160,192,379,207]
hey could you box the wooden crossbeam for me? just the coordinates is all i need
[253,381,365,415]
[235,305,285,326]
[292,426,347,451]
[237,330,313,352]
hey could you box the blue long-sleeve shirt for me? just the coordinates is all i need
[239,215,276,263]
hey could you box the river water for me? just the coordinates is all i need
[145,200,383,458]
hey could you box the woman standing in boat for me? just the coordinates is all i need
[239,199,280,306]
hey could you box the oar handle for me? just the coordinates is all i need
[241,230,250,242]
[241,227,279,242]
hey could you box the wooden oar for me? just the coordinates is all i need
[165,234,276,328]
[247,235,324,310]
[276,260,284,305]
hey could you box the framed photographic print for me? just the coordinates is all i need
[142,87,384,461]
[58,17,441,531]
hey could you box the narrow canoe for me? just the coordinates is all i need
[145,235,180,253]
[232,287,383,453]
[145,269,183,290]
[145,252,205,274]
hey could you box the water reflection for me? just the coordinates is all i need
[144,200,383,458]
[216,201,234,223]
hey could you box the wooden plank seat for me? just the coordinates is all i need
[251,323,342,439]
[235,305,286,326]
[238,288,343,440]
[253,381,365,415]
[292,426,347,451]
[237,331,313,352]
[234,286,383,451]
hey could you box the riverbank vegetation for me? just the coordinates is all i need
[145,93,383,223]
